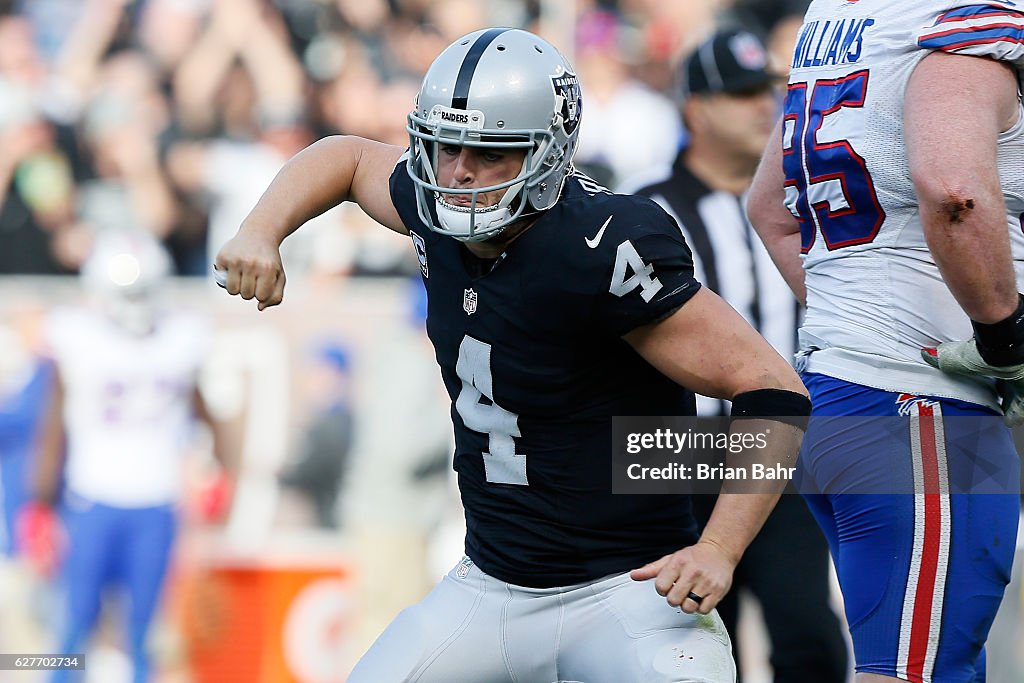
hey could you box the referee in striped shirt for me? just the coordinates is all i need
[624,28,848,683]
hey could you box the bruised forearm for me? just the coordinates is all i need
[918,186,1018,324]
[907,52,1020,324]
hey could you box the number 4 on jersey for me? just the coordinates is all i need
[455,336,528,486]
[609,240,663,302]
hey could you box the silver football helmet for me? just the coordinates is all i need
[81,230,172,335]
[407,28,583,242]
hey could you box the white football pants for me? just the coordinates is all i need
[348,556,737,683]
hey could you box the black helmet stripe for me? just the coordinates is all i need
[451,28,510,110]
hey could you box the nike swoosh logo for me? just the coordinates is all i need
[585,215,614,248]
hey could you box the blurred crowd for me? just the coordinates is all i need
[2,3,1023,682]
[0,0,806,281]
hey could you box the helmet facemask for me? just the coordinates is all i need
[407,109,564,242]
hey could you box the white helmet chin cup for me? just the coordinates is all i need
[435,199,513,242]
[433,176,526,242]
[407,28,583,241]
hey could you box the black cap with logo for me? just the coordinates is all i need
[681,28,776,97]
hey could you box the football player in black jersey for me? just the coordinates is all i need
[216,28,809,683]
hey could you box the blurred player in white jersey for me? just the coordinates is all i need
[749,2,1024,681]
[20,231,231,683]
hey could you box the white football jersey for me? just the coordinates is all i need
[45,307,209,507]
[785,0,1024,407]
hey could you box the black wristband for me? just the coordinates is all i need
[731,388,811,429]
[972,293,1024,366]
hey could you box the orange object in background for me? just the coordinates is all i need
[174,551,354,683]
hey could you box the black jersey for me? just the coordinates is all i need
[391,162,704,588]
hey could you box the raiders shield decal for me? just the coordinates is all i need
[551,70,582,136]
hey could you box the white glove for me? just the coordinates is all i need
[922,340,1024,426]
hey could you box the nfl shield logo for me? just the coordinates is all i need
[463,288,478,315]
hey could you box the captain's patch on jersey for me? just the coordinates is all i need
[551,70,581,135]
[411,231,428,278]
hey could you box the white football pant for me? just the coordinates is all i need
[348,556,736,682]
